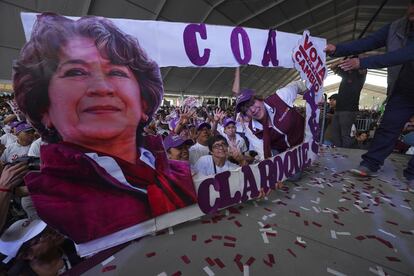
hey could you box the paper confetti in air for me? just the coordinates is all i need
[101,255,115,266]
[203,266,215,276]
[327,267,347,276]
[331,230,337,239]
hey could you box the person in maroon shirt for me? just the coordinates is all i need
[13,13,197,244]
[233,69,307,159]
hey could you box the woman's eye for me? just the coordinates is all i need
[63,68,88,77]
[109,70,129,77]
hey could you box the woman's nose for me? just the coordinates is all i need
[86,76,115,96]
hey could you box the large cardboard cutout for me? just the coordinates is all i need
[20,13,326,257]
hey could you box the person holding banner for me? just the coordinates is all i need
[234,70,307,159]
[325,0,414,190]
[13,13,197,243]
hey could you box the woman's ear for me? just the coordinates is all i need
[41,112,53,129]
[140,98,149,123]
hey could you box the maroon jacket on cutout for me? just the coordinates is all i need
[25,135,197,243]
[249,93,305,153]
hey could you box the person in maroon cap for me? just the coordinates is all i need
[234,70,307,159]
[13,13,197,244]
[164,134,194,161]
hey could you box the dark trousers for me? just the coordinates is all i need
[331,111,357,148]
[361,92,414,180]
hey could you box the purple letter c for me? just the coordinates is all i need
[183,23,211,66]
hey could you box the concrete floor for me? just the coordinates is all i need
[83,147,414,276]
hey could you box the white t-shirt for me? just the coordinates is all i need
[194,155,239,177]
[0,133,17,147]
[0,142,31,163]
[226,133,248,153]
[28,138,46,158]
[189,142,209,165]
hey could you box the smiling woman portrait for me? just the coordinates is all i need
[13,13,197,243]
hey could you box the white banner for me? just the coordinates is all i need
[21,13,326,68]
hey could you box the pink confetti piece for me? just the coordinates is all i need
[234,254,243,262]
[101,265,116,272]
[227,216,236,220]
[228,207,241,214]
[264,207,272,212]
[289,210,300,217]
[263,259,273,267]
[304,220,309,226]
[204,239,213,244]
[334,220,344,226]
[267,254,275,264]
[333,214,339,220]
[224,242,236,247]
[214,258,226,268]
[287,248,297,257]
[146,252,156,258]
[312,221,322,227]
[192,234,197,241]
[181,255,191,264]
[205,257,215,266]
[400,230,413,235]
[245,257,256,266]
[224,235,237,241]
[265,232,277,237]
[234,220,242,227]
[212,235,222,240]
[386,256,401,262]
[171,271,182,276]
[295,241,306,248]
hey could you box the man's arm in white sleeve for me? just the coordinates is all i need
[275,80,307,107]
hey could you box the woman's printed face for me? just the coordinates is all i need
[246,100,266,121]
[45,36,143,146]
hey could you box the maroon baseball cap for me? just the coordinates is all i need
[235,88,255,113]
[164,134,194,151]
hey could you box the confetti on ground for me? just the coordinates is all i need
[101,265,117,273]
[181,255,191,264]
[203,266,215,276]
[327,267,347,276]
[101,255,115,266]
[157,273,167,276]
[223,242,236,247]
[234,220,242,227]
[369,266,387,276]
[378,229,396,238]
[287,248,296,257]
[261,232,269,244]
[146,252,156,258]
[192,234,197,241]
[171,271,182,276]
[205,257,215,266]
[243,265,249,276]
[214,258,225,268]
[385,256,401,262]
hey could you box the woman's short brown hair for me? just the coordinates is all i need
[13,13,163,143]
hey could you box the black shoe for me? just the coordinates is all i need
[350,166,378,177]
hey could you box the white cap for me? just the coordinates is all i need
[0,219,47,263]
